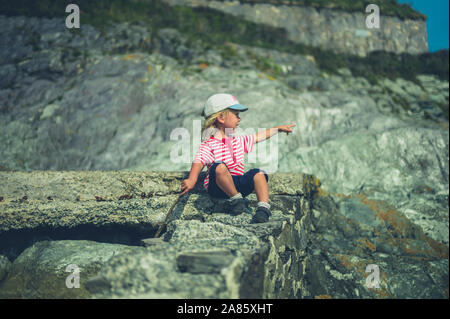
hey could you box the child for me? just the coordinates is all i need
[180,93,295,223]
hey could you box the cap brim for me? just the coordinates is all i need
[228,104,248,112]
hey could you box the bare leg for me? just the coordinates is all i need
[215,164,239,197]
[254,172,269,203]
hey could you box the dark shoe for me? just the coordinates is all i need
[230,198,247,216]
[251,206,271,223]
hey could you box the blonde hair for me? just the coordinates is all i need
[201,109,231,140]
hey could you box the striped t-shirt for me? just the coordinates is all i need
[194,135,256,191]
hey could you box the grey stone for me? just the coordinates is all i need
[0,255,12,283]
[176,250,235,274]
[141,238,168,247]
[0,240,146,298]
[162,0,428,56]
[0,170,448,298]
[0,64,16,89]
[337,197,385,231]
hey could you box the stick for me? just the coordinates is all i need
[154,194,182,238]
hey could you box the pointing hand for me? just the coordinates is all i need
[276,124,296,135]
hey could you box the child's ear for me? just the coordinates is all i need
[217,112,225,124]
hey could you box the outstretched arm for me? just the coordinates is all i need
[255,124,296,143]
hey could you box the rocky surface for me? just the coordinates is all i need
[309,192,448,298]
[0,9,448,299]
[0,240,145,298]
[163,0,428,56]
[0,171,313,298]
[0,171,447,298]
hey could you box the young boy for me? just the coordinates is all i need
[180,93,295,223]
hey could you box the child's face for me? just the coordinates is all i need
[222,110,241,132]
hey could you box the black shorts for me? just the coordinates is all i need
[207,161,269,199]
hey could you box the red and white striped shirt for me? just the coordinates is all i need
[194,135,255,191]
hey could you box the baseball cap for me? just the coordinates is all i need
[201,93,248,118]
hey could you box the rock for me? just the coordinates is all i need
[304,192,449,298]
[85,248,230,298]
[83,210,307,298]
[141,237,169,247]
[0,170,448,298]
[0,255,12,283]
[286,75,315,91]
[0,170,317,298]
[0,240,146,298]
[39,103,60,120]
[176,250,235,274]
[163,0,428,56]
[337,197,385,232]
[0,64,16,89]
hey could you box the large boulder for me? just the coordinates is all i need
[0,240,145,298]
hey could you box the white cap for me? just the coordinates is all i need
[201,93,248,118]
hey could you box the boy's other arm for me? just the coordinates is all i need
[255,124,296,143]
[180,161,204,196]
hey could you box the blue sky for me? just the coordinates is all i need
[397,0,449,52]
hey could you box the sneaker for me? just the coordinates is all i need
[251,206,271,223]
[230,198,247,216]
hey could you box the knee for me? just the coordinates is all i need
[215,163,229,176]
[253,172,266,181]
[253,171,267,182]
